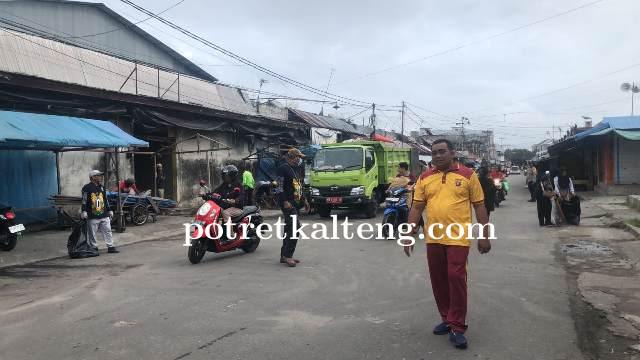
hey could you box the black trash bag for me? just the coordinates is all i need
[561,196,581,226]
[67,219,99,259]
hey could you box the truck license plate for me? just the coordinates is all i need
[9,224,24,233]
[326,197,342,204]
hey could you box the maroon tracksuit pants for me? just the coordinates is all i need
[426,243,469,333]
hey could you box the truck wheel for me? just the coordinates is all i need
[317,206,331,219]
[365,203,377,218]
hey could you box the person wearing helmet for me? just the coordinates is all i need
[118,178,139,195]
[213,165,245,238]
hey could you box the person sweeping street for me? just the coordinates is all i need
[406,139,491,350]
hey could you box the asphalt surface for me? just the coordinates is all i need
[0,176,584,360]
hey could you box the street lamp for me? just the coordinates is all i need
[620,82,640,116]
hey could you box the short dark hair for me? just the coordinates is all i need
[432,139,454,151]
[398,162,409,170]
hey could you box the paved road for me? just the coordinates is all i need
[0,176,583,359]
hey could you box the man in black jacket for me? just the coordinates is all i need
[81,170,118,253]
[276,148,310,267]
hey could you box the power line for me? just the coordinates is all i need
[337,0,607,84]
[119,0,388,108]
[0,16,380,112]
[62,0,186,39]
[460,59,640,117]
[0,26,273,115]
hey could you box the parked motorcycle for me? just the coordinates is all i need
[381,187,409,239]
[493,178,506,208]
[0,204,23,251]
[188,193,262,264]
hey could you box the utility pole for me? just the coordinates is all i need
[256,79,267,114]
[455,117,470,151]
[400,101,405,147]
[370,103,376,139]
[320,68,335,116]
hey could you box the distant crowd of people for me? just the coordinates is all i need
[525,164,577,226]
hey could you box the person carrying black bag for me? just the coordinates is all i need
[535,169,553,226]
[275,148,310,267]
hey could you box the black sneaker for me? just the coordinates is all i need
[433,322,450,335]
[107,247,120,254]
[449,331,468,349]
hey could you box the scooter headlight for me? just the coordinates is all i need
[311,187,320,196]
[350,186,365,195]
[197,202,212,216]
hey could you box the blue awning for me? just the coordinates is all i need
[0,111,148,150]
[574,116,640,141]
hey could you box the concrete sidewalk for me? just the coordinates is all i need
[553,192,640,355]
[0,209,282,269]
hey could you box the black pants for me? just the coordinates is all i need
[244,186,254,205]
[536,196,552,225]
[281,206,299,258]
[527,182,535,199]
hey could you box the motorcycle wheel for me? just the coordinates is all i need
[241,236,260,253]
[381,214,396,239]
[0,233,17,251]
[188,239,207,264]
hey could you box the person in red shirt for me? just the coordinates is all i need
[118,178,139,195]
[489,166,504,181]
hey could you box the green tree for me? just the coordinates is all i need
[505,148,535,166]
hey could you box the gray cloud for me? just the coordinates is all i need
[104,0,640,147]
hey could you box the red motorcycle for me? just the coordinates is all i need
[188,193,262,264]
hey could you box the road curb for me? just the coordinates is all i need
[0,231,183,270]
[0,213,284,270]
[624,222,640,239]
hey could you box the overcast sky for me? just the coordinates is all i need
[101,0,640,148]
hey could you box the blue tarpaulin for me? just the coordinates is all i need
[0,150,58,223]
[0,111,148,149]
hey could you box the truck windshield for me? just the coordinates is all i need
[313,148,363,171]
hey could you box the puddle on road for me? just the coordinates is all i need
[560,240,613,255]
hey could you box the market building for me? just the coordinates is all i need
[546,116,640,195]
[0,1,308,220]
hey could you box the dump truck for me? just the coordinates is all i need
[309,141,418,218]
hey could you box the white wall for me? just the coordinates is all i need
[311,127,338,145]
[174,129,264,207]
[618,137,640,184]
[58,150,134,196]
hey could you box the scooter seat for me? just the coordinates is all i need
[232,206,259,221]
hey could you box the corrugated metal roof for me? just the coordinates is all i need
[0,28,273,119]
[0,0,216,82]
[575,116,640,140]
[289,108,369,135]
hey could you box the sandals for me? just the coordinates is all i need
[280,257,300,267]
